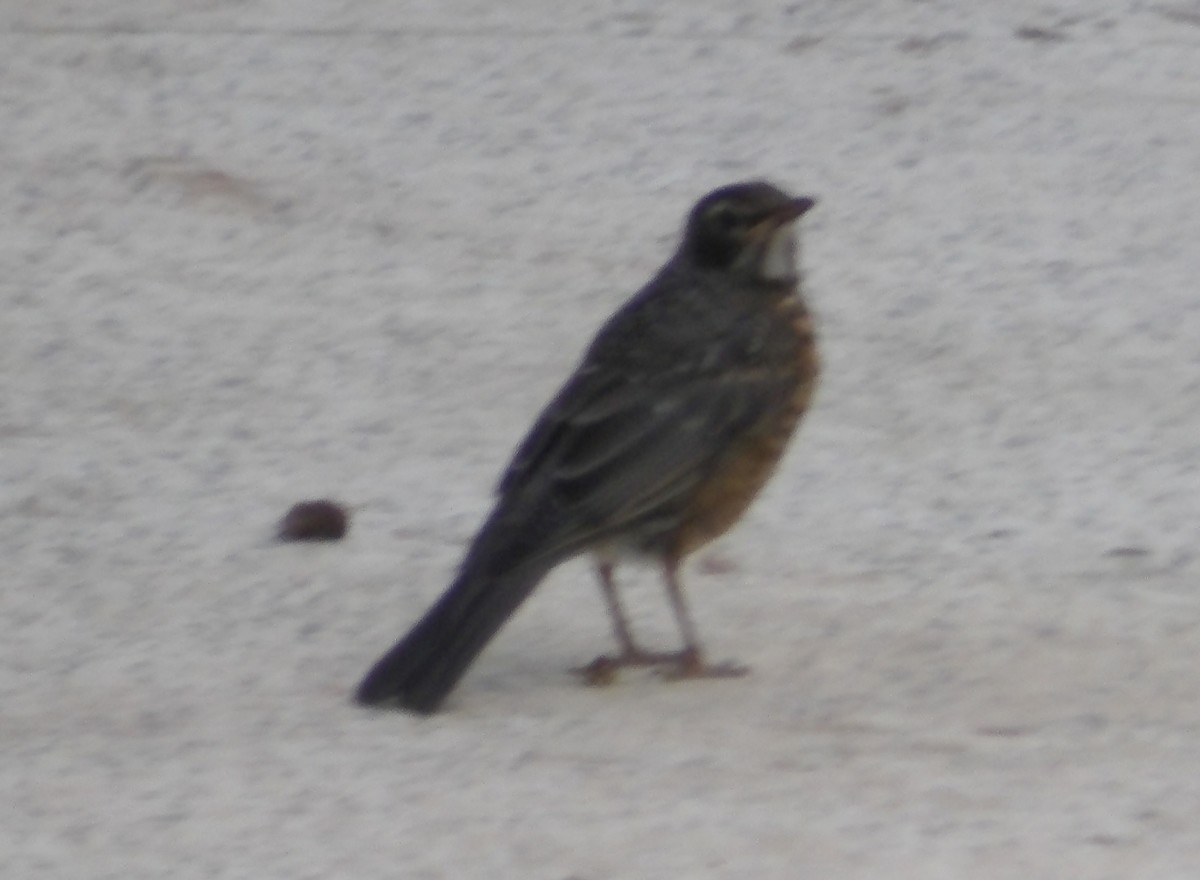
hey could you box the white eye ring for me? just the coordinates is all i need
[707,203,741,229]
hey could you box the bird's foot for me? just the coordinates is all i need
[659,646,749,681]
[573,648,689,686]
[573,647,747,686]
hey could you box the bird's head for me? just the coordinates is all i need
[682,181,816,283]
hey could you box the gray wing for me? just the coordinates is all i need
[496,357,796,546]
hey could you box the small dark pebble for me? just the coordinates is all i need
[278,500,349,541]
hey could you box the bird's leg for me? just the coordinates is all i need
[660,557,748,680]
[575,562,679,685]
[597,560,639,657]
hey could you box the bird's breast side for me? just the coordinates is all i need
[668,297,820,559]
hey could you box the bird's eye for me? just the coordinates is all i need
[707,202,741,230]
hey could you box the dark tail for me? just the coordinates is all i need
[355,526,560,713]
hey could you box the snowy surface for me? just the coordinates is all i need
[4,1,1200,877]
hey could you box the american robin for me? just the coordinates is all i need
[357,180,820,713]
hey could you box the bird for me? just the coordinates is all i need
[356,180,820,713]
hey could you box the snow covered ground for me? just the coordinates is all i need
[4,1,1200,877]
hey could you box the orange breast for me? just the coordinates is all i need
[669,301,820,559]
